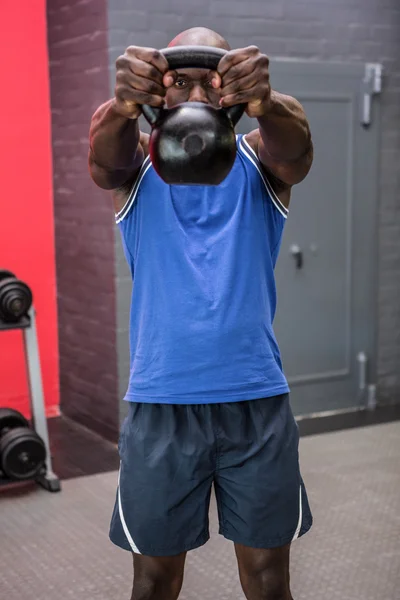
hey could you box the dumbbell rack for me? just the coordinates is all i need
[0,307,61,492]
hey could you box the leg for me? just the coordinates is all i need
[235,543,292,600]
[109,402,214,596]
[131,552,186,600]
[214,396,312,599]
[215,395,312,549]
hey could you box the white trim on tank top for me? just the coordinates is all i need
[115,156,152,224]
[115,135,289,223]
[239,135,289,219]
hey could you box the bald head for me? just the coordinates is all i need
[168,27,230,50]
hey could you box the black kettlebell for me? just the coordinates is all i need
[141,46,246,186]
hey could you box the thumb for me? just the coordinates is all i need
[163,70,177,88]
[211,71,222,89]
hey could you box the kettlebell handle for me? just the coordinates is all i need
[141,46,246,126]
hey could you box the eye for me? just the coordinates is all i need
[175,79,188,88]
[205,79,214,88]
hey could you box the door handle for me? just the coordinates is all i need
[289,244,303,269]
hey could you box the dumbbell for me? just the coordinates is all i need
[0,270,33,323]
[0,408,46,481]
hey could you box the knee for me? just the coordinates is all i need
[241,568,291,600]
[131,572,183,600]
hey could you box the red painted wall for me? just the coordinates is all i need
[0,1,59,418]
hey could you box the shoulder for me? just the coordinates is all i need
[243,129,260,153]
[112,132,150,213]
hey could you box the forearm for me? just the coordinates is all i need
[257,91,311,163]
[89,98,142,184]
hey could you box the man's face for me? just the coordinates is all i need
[165,68,221,109]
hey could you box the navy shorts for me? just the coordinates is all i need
[109,394,313,556]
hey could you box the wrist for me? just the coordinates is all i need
[248,90,273,120]
[111,96,141,120]
[257,90,278,119]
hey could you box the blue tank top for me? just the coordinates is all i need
[116,134,289,404]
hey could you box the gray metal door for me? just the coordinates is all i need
[237,60,381,416]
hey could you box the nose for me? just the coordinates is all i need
[188,83,209,104]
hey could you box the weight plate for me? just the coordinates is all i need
[0,270,16,282]
[0,278,33,322]
[0,407,30,435]
[0,427,46,480]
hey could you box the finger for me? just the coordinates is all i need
[220,83,269,108]
[117,85,165,108]
[126,46,169,75]
[220,70,260,98]
[217,46,259,77]
[116,56,165,86]
[222,55,269,88]
[129,57,165,85]
[220,58,257,88]
[116,70,166,97]
[163,70,178,88]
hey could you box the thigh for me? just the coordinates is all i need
[235,543,292,600]
[110,402,214,557]
[215,395,313,549]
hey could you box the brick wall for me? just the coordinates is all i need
[108,0,400,409]
[47,0,119,440]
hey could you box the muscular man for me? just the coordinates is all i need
[89,26,313,600]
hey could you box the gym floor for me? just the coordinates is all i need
[1,419,399,599]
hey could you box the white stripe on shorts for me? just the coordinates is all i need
[118,466,141,554]
[291,485,303,541]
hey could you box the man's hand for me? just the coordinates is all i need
[215,46,271,118]
[114,46,174,119]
